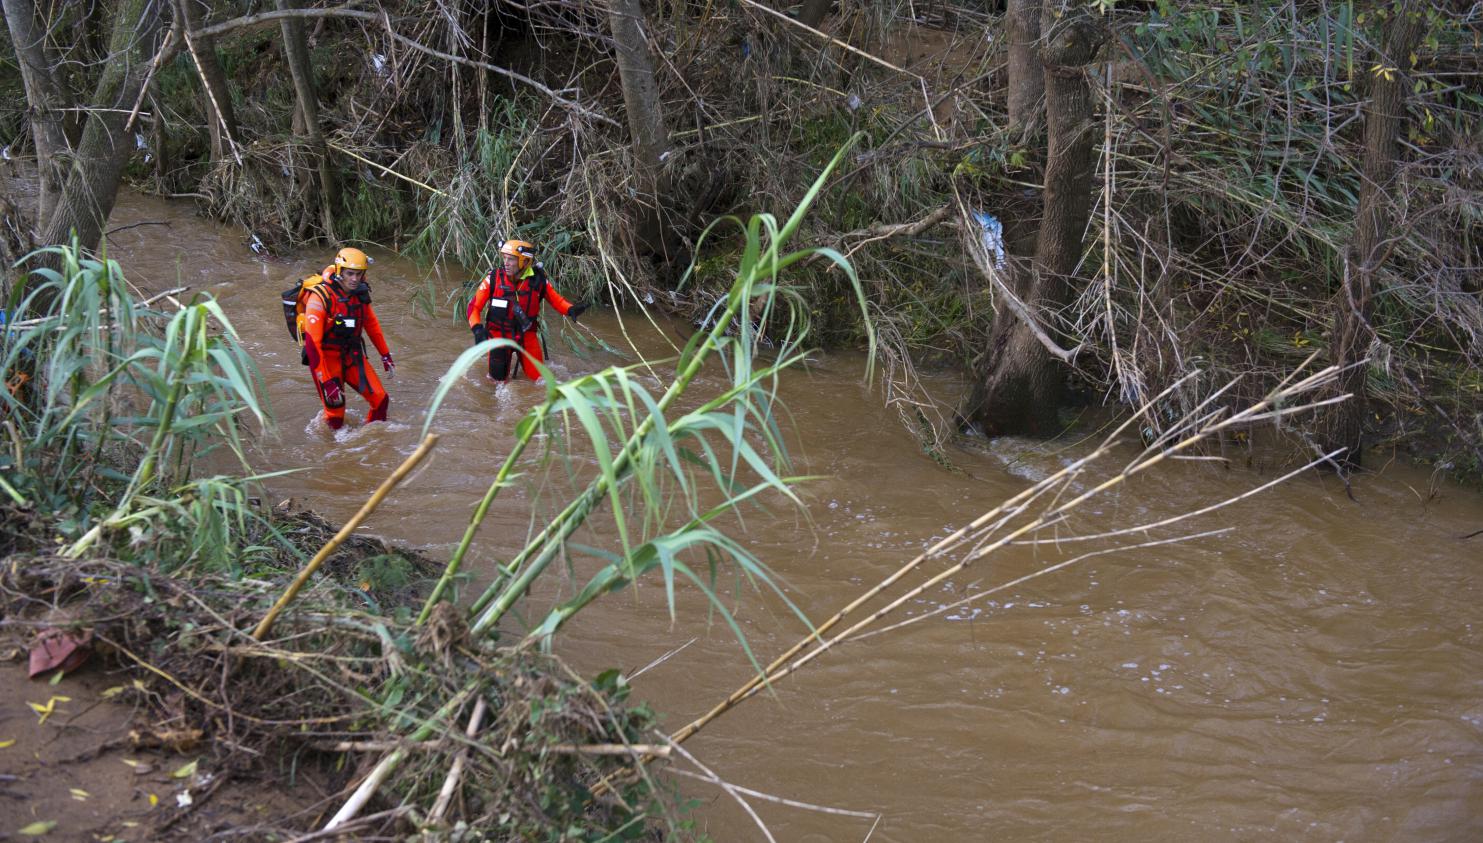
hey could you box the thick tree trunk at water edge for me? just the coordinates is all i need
[966,9,1104,438]
[37,0,164,258]
[607,0,679,267]
[3,0,72,227]
[1326,2,1424,470]
[970,306,1065,435]
[276,0,338,240]
[1006,0,1044,137]
[174,0,238,161]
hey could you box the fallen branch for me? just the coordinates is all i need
[547,743,671,757]
[4,287,189,330]
[124,26,180,134]
[177,2,244,167]
[190,4,370,39]
[667,360,1339,749]
[805,204,955,267]
[104,220,173,235]
[733,0,921,82]
[327,141,447,197]
[665,768,878,819]
[323,688,476,830]
[665,738,776,843]
[954,197,1083,364]
[253,433,439,640]
[285,807,412,843]
[156,769,231,833]
[428,697,488,824]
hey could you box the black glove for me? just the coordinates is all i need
[471,324,489,345]
[567,303,589,322]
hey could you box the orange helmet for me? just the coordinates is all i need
[498,239,536,272]
[334,247,371,272]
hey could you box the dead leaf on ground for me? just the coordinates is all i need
[27,695,71,725]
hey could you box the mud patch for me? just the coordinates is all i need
[0,661,323,841]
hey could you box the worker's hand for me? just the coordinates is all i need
[567,303,588,322]
[321,378,344,408]
[472,324,489,345]
[381,353,395,374]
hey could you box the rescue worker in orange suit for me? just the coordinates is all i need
[466,239,587,382]
[304,247,395,429]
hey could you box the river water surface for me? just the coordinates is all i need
[99,189,1483,841]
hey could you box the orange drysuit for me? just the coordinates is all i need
[304,268,392,428]
[466,264,574,381]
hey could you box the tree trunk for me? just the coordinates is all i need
[150,93,168,189]
[276,0,337,240]
[967,9,1104,437]
[4,0,72,227]
[174,0,237,161]
[1006,0,1044,136]
[607,0,678,264]
[1326,2,1424,469]
[0,192,36,296]
[37,0,165,254]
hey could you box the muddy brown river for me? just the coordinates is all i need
[92,188,1483,840]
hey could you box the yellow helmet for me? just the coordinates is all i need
[498,239,536,272]
[334,247,371,272]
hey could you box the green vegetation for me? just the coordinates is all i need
[0,141,865,832]
[3,0,1475,458]
[0,243,268,566]
[0,243,681,837]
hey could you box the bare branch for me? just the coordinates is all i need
[188,5,616,125]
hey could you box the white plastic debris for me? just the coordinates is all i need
[973,211,1006,269]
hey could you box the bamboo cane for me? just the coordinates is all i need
[324,686,475,830]
[253,434,439,640]
[427,697,487,823]
[417,407,547,624]
[666,364,1341,747]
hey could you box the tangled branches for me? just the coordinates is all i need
[0,551,671,839]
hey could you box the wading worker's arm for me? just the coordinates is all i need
[303,293,330,380]
[363,304,394,372]
[541,275,585,321]
[303,293,342,405]
[467,275,492,344]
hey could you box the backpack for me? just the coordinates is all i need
[280,274,331,364]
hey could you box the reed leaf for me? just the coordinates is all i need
[417,137,872,664]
